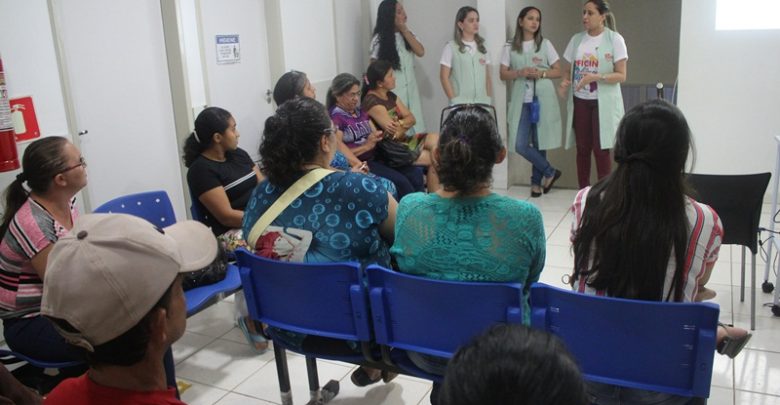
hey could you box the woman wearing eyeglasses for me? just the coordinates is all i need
[244,97,398,387]
[329,72,415,199]
[390,105,545,386]
[500,6,563,198]
[0,137,87,363]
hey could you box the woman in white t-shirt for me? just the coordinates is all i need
[370,0,426,134]
[500,6,563,197]
[559,0,627,189]
[440,6,492,105]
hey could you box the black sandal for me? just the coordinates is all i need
[381,370,399,383]
[717,322,752,358]
[350,367,381,387]
[543,169,562,194]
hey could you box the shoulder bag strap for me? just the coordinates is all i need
[247,168,333,248]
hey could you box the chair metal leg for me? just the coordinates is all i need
[274,344,293,405]
[752,253,757,331]
[740,247,746,302]
[306,356,320,402]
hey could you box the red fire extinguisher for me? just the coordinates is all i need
[0,53,20,172]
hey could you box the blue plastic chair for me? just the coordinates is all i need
[236,248,374,404]
[0,349,81,369]
[530,283,719,400]
[93,190,242,317]
[365,265,524,381]
[93,190,176,228]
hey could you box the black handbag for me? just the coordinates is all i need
[182,243,229,291]
[375,138,420,168]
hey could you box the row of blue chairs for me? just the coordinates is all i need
[236,249,719,405]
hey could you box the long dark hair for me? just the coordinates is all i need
[326,73,360,110]
[361,60,393,101]
[437,106,503,195]
[572,100,693,302]
[182,107,233,168]
[0,137,70,238]
[512,7,543,53]
[259,97,333,187]
[586,0,617,31]
[373,0,411,70]
[454,6,487,54]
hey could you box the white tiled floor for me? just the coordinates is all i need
[175,186,780,405]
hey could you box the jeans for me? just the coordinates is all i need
[516,103,556,186]
[367,160,424,199]
[588,382,690,405]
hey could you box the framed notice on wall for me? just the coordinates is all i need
[216,35,240,65]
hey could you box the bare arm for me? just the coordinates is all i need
[378,191,397,244]
[367,105,401,136]
[252,165,264,182]
[198,187,244,229]
[558,62,572,98]
[30,244,53,279]
[486,65,493,98]
[575,58,627,91]
[399,28,424,57]
[440,65,455,100]
[394,98,416,131]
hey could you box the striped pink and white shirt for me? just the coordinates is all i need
[570,187,723,302]
[0,197,78,318]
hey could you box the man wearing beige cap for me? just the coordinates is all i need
[39,213,217,404]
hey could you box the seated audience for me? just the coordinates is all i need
[362,59,440,192]
[243,97,397,387]
[274,71,398,199]
[0,137,86,364]
[41,213,217,404]
[329,72,419,199]
[390,105,545,402]
[182,106,267,352]
[570,99,751,404]
[440,324,588,405]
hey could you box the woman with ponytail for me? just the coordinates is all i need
[183,106,262,238]
[370,0,426,134]
[0,137,87,362]
[570,100,750,403]
[244,97,397,387]
[182,106,267,352]
[390,105,545,391]
[560,0,628,188]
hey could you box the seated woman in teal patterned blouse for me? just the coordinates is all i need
[243,97,398,387]
[390,105,546,378]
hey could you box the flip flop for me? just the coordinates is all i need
[350,367,381,387]
[237,317,270,354]
[717,322,752,358]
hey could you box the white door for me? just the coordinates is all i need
[51,0,187,217]
[197,0,275,161]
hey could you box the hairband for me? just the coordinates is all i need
[193,129,201,143]
[363,75,370,86]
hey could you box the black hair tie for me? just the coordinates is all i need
[15,172,26,183]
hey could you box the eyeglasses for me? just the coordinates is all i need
[439,103,498,130]
[60,156,87,173]
[323,127,336,135]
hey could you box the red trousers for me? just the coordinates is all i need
[573,97,611,188]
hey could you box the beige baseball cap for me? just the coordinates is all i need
[41,213,218,352]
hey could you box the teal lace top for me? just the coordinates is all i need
[390,192,546,323]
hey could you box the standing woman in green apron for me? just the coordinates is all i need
[440,6,492,105]
[370,0,426,135]
[500,6,563,198]
[559,0,627,189]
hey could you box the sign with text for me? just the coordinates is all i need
[216,35,240,65]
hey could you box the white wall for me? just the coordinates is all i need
[678,0,780,175]
[333,0,370,78]
[0,0,80,209]
[280,1,337,91]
